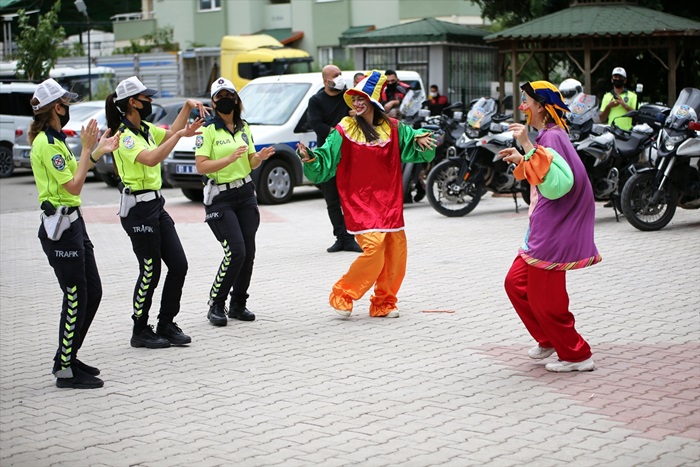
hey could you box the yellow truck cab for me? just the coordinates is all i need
[220,34,313,90]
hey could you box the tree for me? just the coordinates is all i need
[14,1,66,81]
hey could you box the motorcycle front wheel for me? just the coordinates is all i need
[620,171,678,231]
[426,159,483,217]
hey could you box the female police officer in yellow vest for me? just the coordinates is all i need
[29,79,120,388]
[105,76,207,348]
[195,77,275,326]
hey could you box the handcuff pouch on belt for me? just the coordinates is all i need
[203,177,220,206]
[41,204,72,241]
[118,185,137,218]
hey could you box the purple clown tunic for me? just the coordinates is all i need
[519,124,602,270]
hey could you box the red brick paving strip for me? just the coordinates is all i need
[481,343,700,441]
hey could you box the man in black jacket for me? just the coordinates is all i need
[307,65,363,253]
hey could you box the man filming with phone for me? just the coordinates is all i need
[599,67,637,130]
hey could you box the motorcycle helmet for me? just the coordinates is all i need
[559,79,583,106]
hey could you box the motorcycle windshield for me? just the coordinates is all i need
[399,89,426,118]
[569,94,598,125]
[667,87,700,130]
[467,98,496,129]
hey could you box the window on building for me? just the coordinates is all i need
[363,46,429,90]
[199,0,221,12]
[448,46,497,107]
[318,47,347,67]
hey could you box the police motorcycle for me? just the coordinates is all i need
[621,87,700,231]
[425,96,531,217]
[574,101,669,217]
[399,89,464,203]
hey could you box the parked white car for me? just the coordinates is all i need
[0,81,37,177]
[162,70,425,203]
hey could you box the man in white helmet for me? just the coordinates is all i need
[599,67,637,130]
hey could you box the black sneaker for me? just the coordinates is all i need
[326,238,344,253]
[55,366,104,389]
[343,239,363,253]
[131,325,171,348]
[54,359,100,376]
[157,322,192,345]
[207,303,228,326]
[228,305,256,321]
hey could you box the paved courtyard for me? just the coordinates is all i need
[1,190,698,466]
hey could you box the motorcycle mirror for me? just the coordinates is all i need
[636,83,644,94]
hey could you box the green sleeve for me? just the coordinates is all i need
[537,148,574,200]
[301,129,342,184]
[599,93,612,112]
[398,122,436,163]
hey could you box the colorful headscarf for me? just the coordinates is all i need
[344,70,386,112]
[521,81,570,132]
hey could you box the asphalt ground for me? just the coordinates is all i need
[1,189,698,466]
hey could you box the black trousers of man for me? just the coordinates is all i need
[320,176,353,243]
[40,215,102,376]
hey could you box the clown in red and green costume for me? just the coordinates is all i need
[297,70,436,318]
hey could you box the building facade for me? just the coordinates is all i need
[114,0,484,64]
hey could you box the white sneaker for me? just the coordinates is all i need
[384,310,400,318]
[545,357,596,372]
[528,345,556,360]
[334,308,351,317]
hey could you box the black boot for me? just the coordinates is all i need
[131,320,171,349]
[157,321,192,345]
[207,303,228,326]
[228,304,255,321]
[55,366,104,389]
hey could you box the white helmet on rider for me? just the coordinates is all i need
[559,78,583,106]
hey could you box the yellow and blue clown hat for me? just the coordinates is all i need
[344,70,387,112]
[521,80,571,132]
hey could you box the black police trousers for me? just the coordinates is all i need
[319,176,352,240]
[204,181,259,308]
[120,196,188,325]
[39,215,102,375]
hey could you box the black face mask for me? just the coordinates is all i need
[215,97,236,115]
[612,79,625,89]
[136,99,152,120]
[58,104,70,128]
[386,82,398,92]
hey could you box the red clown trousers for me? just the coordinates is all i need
[504,256,592,362]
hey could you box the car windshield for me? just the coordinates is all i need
[240,83,311,125]
[67,104,103,124]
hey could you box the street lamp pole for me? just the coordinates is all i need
[74,0,91,99]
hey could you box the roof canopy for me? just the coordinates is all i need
[484,2,700,111]
[485,4,700,41]
[341,18,489,47]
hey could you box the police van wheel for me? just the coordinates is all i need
[0,145,14,178]
[182,188,204,202]
[257,159,293,205]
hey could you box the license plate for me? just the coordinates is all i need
[22,150,30,158]
[176,164,196,174]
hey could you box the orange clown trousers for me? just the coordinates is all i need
[329,231,407,317]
